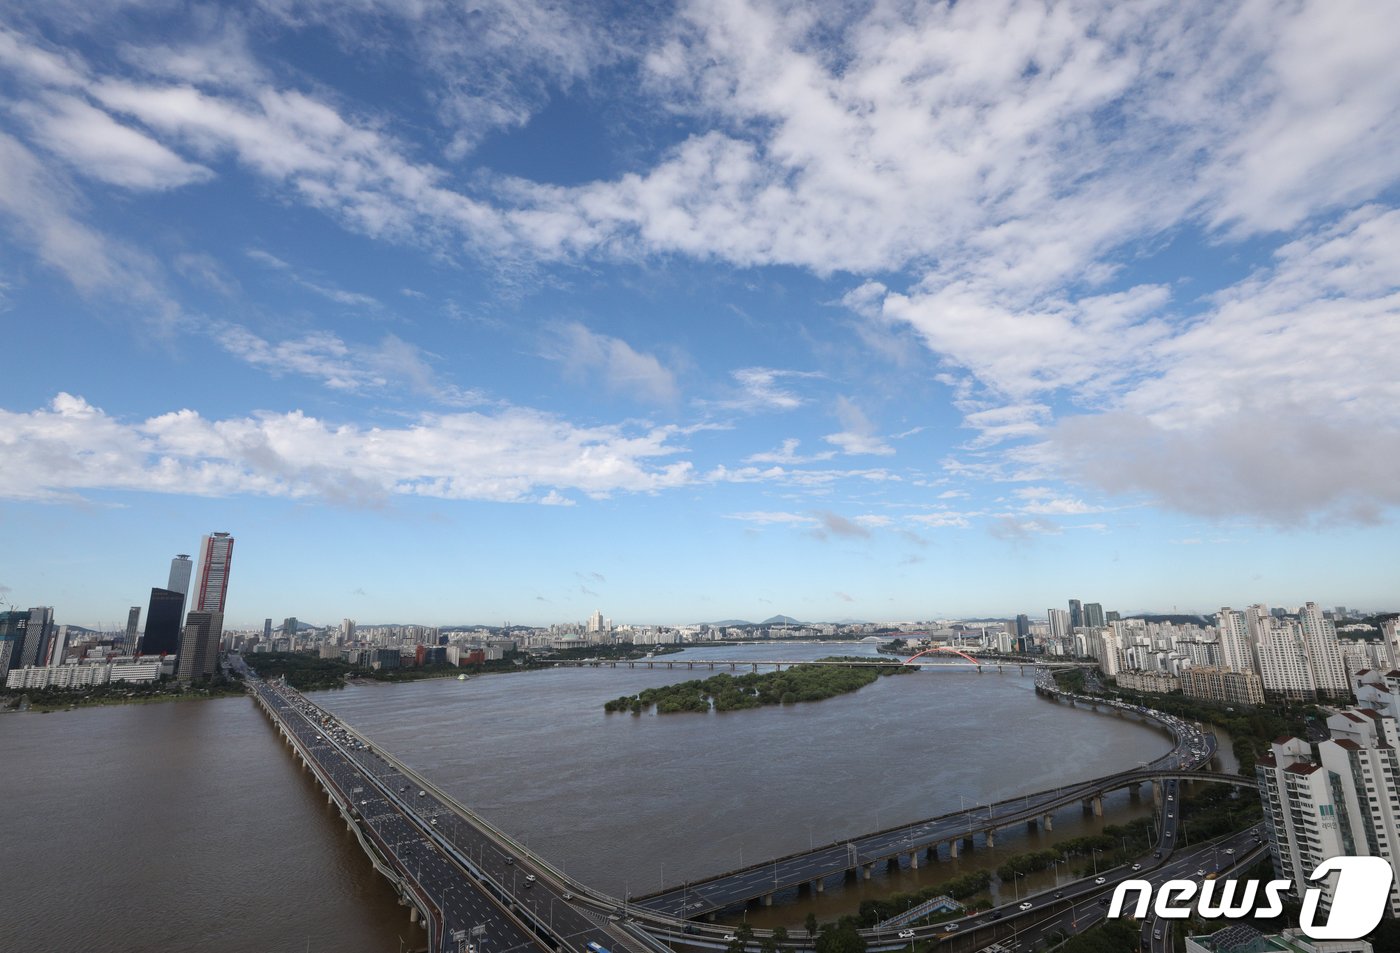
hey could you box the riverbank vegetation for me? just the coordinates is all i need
[242,650,534,690]
[602,659,909,714]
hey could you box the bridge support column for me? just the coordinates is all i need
[985,829,995,848]
[908,851,920,870]
[410,906,419,924]
[813,878,824,893]
[948,839,958,858]
[862,864,873,880]
[1043,814,1054,831]
[763,893,773,906]
[1092,795,1103,817]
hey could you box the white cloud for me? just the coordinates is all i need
[541,322,678,404]
[245,248,381,308]
[716,367,818,412]
[1039,205,1400,525]
[823,396,893,456]
[0,393,693,504]
[15,92,213,190]
[744,438,834,465]
[725,510,817,526]
[215,324,480,406]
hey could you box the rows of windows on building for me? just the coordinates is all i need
[1,531,234,690]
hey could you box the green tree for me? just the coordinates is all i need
[814,922,866,953]
[805,913,818,939]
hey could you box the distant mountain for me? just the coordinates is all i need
[709,619,755,627]
[760,615,803,625]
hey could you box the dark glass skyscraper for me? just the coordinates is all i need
[142,588,185,656]
[0,610,28,681]
[1068,599,1083,630]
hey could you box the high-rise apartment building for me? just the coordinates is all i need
[1216,607,1255,674]
[1259,709,1400,918]
[175,611,223,682]
[192,533,234,613]
[142,588,186,656]
[283,617,298,638]
[263,618,273,641]
[1068,599,1083,630]
[1047,608,1070,642]
[125,606,141,648]
[1299,602,1351,700]
[1256,619,1317,700]
[1256,737,1351,913]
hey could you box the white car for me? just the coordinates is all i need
[1018,902,1032,911]
[1095,877,1107,885]
[898,930,915,939]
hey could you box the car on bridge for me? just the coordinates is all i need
[898,930,915,939]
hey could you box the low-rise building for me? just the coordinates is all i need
[1181,667,1266,707]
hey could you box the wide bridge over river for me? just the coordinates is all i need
[547,649,1084,676]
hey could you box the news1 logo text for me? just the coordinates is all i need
[1107,856,1394,940]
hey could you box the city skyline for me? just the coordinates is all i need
[3,2,1399,626]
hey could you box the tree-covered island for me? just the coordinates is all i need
[603,658,910,713]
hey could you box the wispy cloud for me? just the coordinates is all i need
[541,322,679,404]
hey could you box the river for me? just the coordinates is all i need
[0,643,1178,948]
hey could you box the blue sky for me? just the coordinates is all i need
[2,1,1398,628]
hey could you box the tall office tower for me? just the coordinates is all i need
[1047,608,1070,641]
[125,606,141,648]
[0,610,29,681]
[340,618,355,642]
[1216,607,1255,675]
[283,617,298,638]
[1105,610,1120,623]
[175,611,224,681]
[1256,737,1352,920]
[142,588,186,656]
[1083,602,1106,629]
[263,618,273,641]
[18,606,54,670]
[168,554,192,595]
[1299,601,1351,700]
[41,625,69,667]
[1068,599,1083,630]
[193,533,234,613]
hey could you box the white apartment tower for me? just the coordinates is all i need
[1216,607,1255,675]
[1319,710,1400,917]
[1300,602,1351,699]
[1256,736,1351,913]
[1256,620,1317,700]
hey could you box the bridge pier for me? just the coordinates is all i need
[814,878,824,893]
[985,829,995,848]
[1043,814,1054,831]
[947,839,959,858]
[862,864,873,880]
[409,905,419,924]
[908,850,920,870]
[1091,795,1103,817]
[763,893,773,906]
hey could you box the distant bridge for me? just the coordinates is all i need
[546,654,1084,674]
